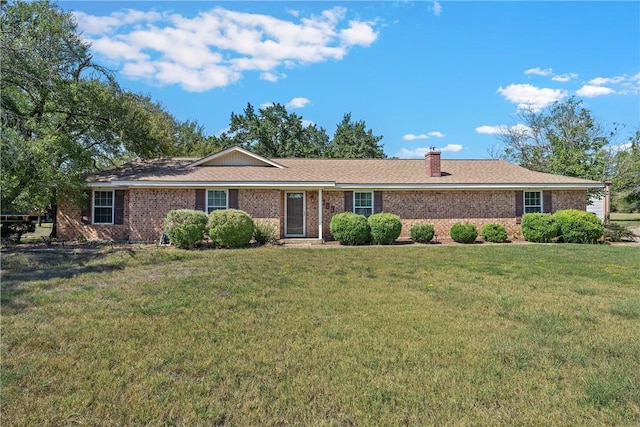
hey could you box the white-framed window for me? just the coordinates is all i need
[524,191,542,213]
[93,190,114,224]
[354,191,373,217]
[207,189,228,213]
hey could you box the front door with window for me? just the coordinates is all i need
[285,192,305,237]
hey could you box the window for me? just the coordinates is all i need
[93,190,114,224]
[524,191,542,213]
[207,190,227,213]
[354,192,373,217]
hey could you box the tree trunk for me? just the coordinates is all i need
[49,204,57,238]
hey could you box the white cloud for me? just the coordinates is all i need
[576,85,616,97]
[76,6,379,92]
[402,131,444,141]
[475,124,532,136]
[301,119,315,128]
[403,134,428,141]
[587,73,639,95]
[260,72,286,82]
[551,72,578,82]
[432,1,443,16]
[396,144,462,159]
[497,83,567,111]
[260,102,274,109]
[524,67,553,76]
[286,97,311,109]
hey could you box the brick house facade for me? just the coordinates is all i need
[57,147,603,242]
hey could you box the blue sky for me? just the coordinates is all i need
[63,1,639,159]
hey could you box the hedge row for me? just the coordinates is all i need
[329,212,402,245]
[163,209,276,249]
[522,209,604,244]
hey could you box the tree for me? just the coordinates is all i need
[1,1,182,235]
[222,103,329,157]
[326,113,386,158]
[609,130,640,211]
[496,98,610,182]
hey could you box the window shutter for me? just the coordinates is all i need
[195,189,206,211]
[228,189,239,209]
[114,190,125,225]
[81,190,92,224]
[515,191,523,223]
[344,191,353,212]
[374,191,383,213]
[543,191,552,213]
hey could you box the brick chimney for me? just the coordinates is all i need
[425,148,441,177]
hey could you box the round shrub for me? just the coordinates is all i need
[367,213,402,245]
[208,209,254,248]
[329,212,371,245]
[482,223,508,243]
[553,209,604,244]
[450,223,478,244]
[410,224,435,244]
[163,209,208,249]
[521,213,560,243]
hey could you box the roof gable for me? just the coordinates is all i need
[187,146,285,168]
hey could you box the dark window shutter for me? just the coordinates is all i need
[81,190,92,224]
[114,190,125,225]
[228,189,239,209]
[195,189,206,211]
[344,191,353,212]
[515,191,523,221]
[374,191,383,213]
[543,191,552,213]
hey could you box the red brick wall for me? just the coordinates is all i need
[58,188,588,242]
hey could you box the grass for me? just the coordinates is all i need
[19,223,53,244]
[2,244,639,425]
[610,212,640,227]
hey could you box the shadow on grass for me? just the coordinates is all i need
[0,248,129,313]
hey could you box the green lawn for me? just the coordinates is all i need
[610,212,640,227]
[2,245,639,425]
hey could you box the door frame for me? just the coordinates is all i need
[284,191,306,237]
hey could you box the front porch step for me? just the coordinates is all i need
[278,238,324,246]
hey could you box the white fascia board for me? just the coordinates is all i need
[335,182,604,190]
[87,181,336,188]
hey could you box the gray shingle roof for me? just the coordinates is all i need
[87,155,603,188]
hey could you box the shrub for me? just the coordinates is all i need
[410,224,435,244]
[450,223,478,244]
[254,221,277,245]
[329,212,370,245]
[482,223,508,243]
[553,209,604,244]
[603,223,635,242]
[208,209,254,248]
[367,213,402,245]
[163,209,208,249]
[521,213,560,243]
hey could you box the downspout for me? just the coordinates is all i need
[318,189,323,241]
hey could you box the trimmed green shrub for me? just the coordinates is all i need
[163,209,208,249]
[450,223,478,244]
[482,223,508,243]
[367,213,402,245]
[329,212,371,245]
[254,221,277,245]
[410,224,435,244]
[554,209,604,244]
[208,209,254,248]
[521,213,560,243]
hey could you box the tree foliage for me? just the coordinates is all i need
[609,130,640,211]
[498,97,610,182]
[326,113,386,159]
[219,104,385,159]
[0,1,201,232]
